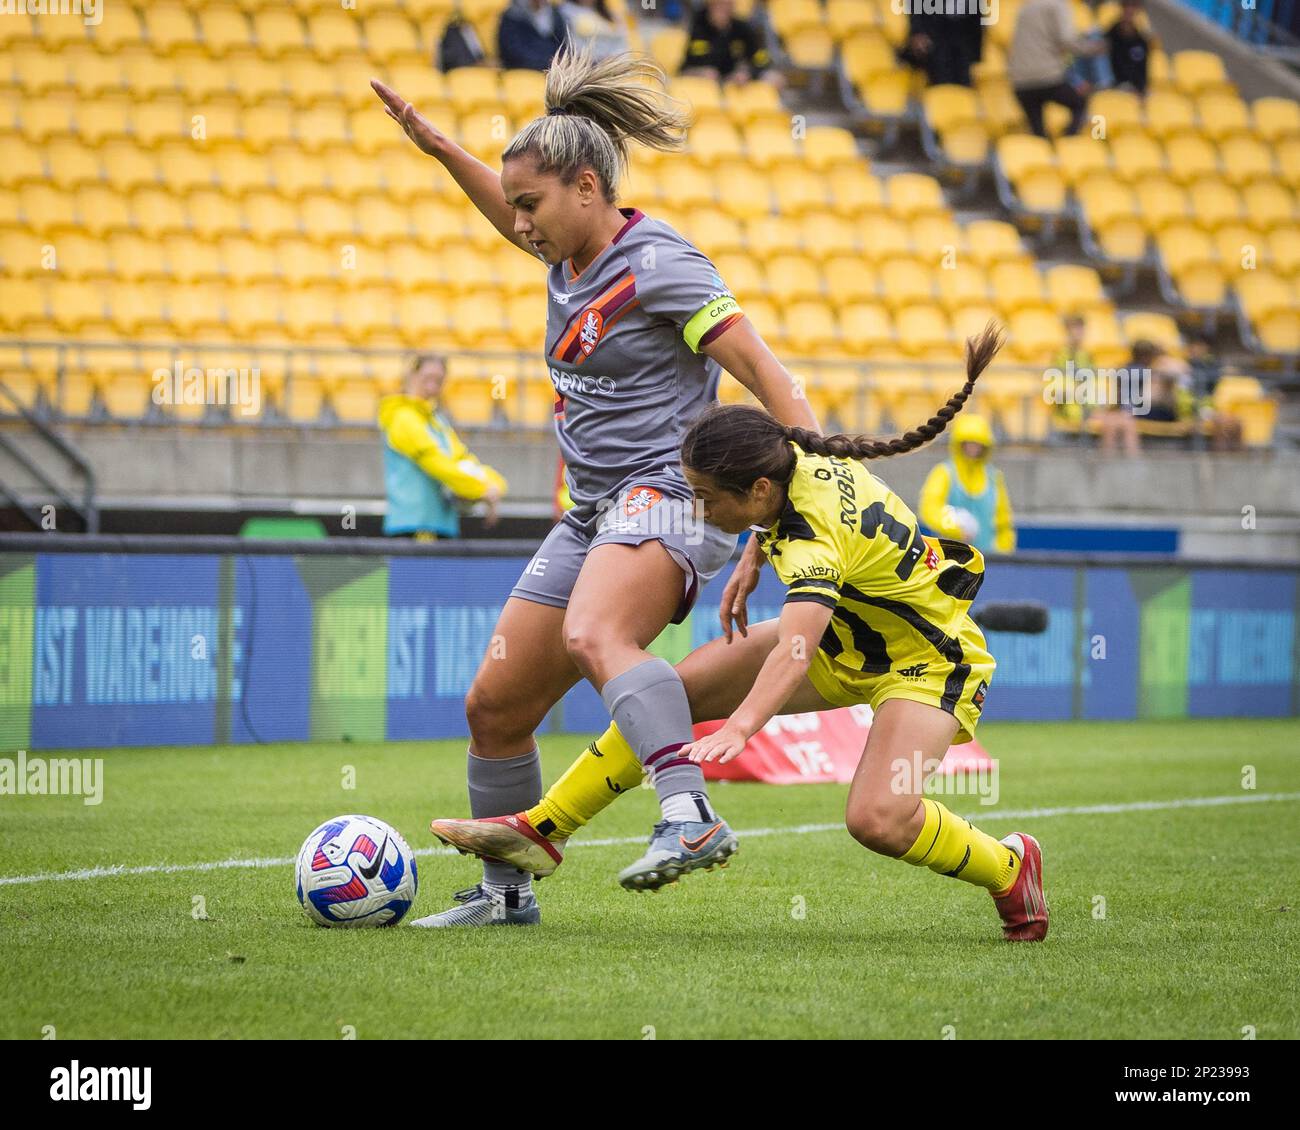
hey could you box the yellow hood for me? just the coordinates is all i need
[378,394,432,429]
[949,413,994,492]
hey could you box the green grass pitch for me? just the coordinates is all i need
[2,718,1297,1040]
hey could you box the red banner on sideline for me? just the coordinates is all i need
[694,705,992,785]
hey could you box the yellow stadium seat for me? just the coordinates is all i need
[0,137,46,190]
[1088,89,1144,137]
[1135,176,1191,232]
[803,126,860,172]
[1251,97,1300,144]
[280,56,342,109]
[744,121,800,170]
[168,284,229,340]
[1240,182,1295,233]
[19,184,79,235]
[158,142,214,194]
[295,104,350,153]
[1212,223,1265,277]
[108,231,170,281]
[771,166,829,216]
[1122,311,1182,352]
[1006,307,1064,363]
[0,231,44,277]
[877,258,934,310]
[300,191,358,244]
[823,256,879,305]
[363,11,423,62]
[857,215,910,261]
[188,187,245,239]
[176,54,232,102]
[950,303,1003,346]
[444,67,501,116]
[1171,50,1231,97]
[73,184,131,238]
[1278,138,1300,190]
[978,80,1028,137]
[242,189,300,241]
[211,144,270,195]
[838,303,893,354]
[744,214,804,259]
[685,114,744,167]
[46,233,112,281]
[989,260,1045,314]
[934,260,990,309]
[710,254,763,302]
[277,236,338,287]
[1143,90,1198,141]
[649,25,688,76]
[227,53,287,102]
[198,8,254,57]
[740,296,784,347]
[996,134,1066,215]
[130,186,190,239]
[1044,264,1110,315]
[725,79,784,126]
[1213,376,1276,446]
[63,45,124,97]
[77,93,132,146]
[826,166,885,217]
[307,11,362,60]
[1163,134,1220,187]
[1189,179,1242,229]
[887,172,949,220]
[14,48,67,96]
[1266,228,1300,276]
[143,3,198,55]
[895,305,954,358]
[244,100,297,151]
[785,27,835,69]
[782,301,840,356]
[765,253,823,305]
[800,214,859,261]
[859,73,912,126]
[1108,133,1165,183]
[964,220,1026,268]
[253,8,309,58]
[448,290,506,349]
[18,93,78,144]
[266,144,324,198]
[1216,136,1274,188]
[1195,92,1250,143]
[682,208,746,257]
[164,235,224,284]
[88,5,145,53]
[109,282,173,339]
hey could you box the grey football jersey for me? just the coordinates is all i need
[540,208,743,534]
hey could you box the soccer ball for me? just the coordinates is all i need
[295,814,418,927]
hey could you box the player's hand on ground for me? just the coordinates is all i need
[684,723,748,765]
[371,80,447,156]
[719,538,763,642]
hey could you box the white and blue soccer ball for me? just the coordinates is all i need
[295,815,418,928]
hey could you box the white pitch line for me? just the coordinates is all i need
[1,791,1297,889]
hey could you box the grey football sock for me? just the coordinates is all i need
[467,745,541,894]
[601,657,710,812]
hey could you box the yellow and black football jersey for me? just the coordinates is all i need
[754,443,989,686]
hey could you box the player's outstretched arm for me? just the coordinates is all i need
[702,317,820,433]
[371,79,536,258]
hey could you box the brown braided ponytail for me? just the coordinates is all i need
[682,322,1004,494]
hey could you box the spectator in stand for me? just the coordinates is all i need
[498,0,568,72]
[897,8,985,88]
[1171,336,1245,451]
[560,0,630,60]
[681,0,782,87]
[918,414,1017,555]
[1049,314,1095,433]
[1008,0,1106,136]
[438,7,487,71]
[1098,339,1148,455]
[1105,0,1151,95]
[379,354,507,540]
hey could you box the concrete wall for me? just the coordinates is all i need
[4,424,1296,560]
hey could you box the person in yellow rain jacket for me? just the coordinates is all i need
[918,413,1016,555]
[378,354,507,540]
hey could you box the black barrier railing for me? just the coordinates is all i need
[2,532,1298,573]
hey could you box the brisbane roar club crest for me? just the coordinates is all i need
[625,485,663,516]
[578,307,605,357]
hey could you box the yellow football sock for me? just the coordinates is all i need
[900,798,1020,894]
[526,723,645,842]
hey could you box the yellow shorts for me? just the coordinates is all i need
[805,616,995,744]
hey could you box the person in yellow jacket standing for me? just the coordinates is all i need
[378,354,507,540]
[918,413,1016,555]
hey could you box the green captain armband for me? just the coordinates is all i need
[683,294,742,353]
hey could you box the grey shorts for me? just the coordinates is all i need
[509,482,738,625]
